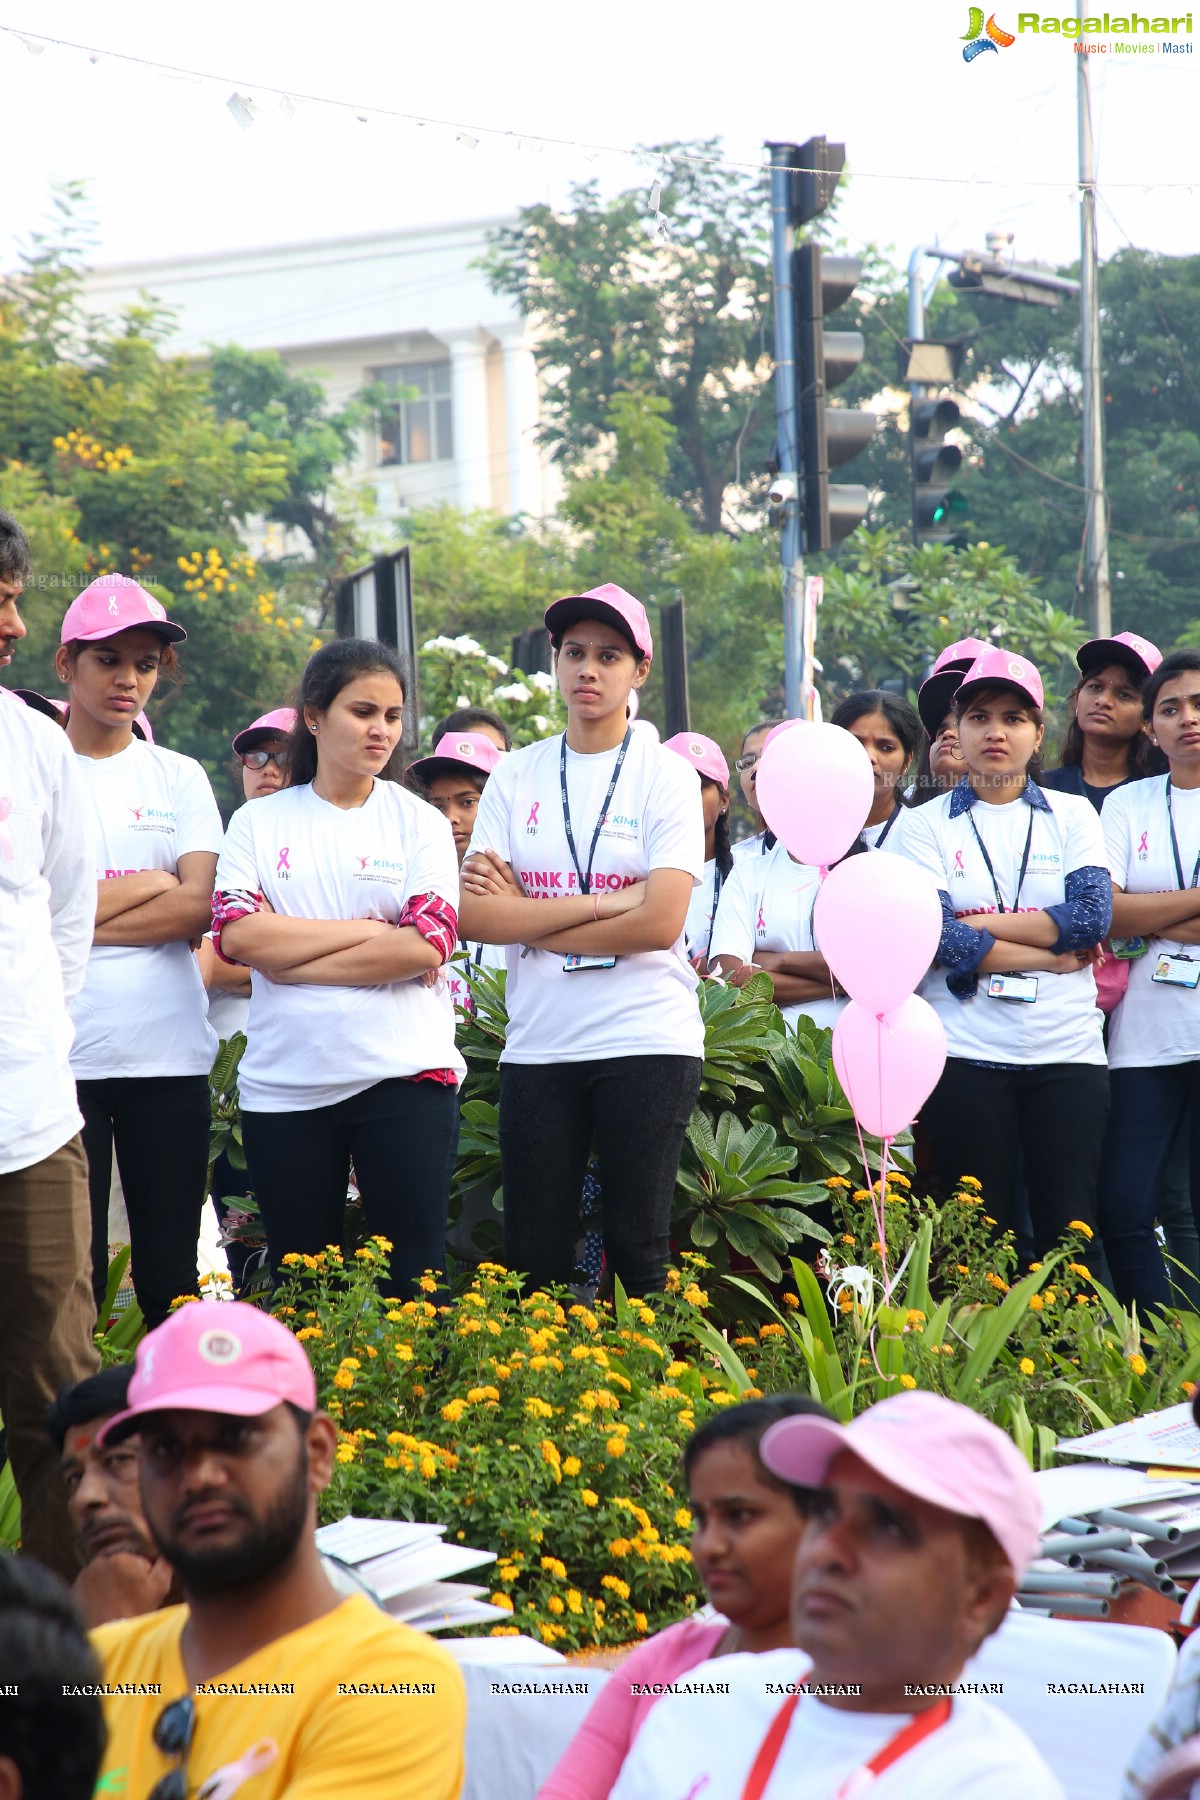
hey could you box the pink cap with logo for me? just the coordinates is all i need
[407,730,505,782]
[663,731,730,787]
[98,1299,317,1445]
[931,636,991,677]
[760,1388,1043,1577]
[955,646,1044,713]
[61,575,186,646]
[232,707,298,757]
[1077,631,1162,681]
[544,584,653,663]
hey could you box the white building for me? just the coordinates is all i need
[81,217,550,530]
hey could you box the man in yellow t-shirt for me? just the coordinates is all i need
[90,1299,465,1799]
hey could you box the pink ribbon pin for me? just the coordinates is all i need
[0,795,12,862]
[953,849,965,874]
[1137,831,1149,855]
[526,801,540,828]
[196,1738,279,1799]
[276,847,291,873]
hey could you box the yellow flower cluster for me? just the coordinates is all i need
[175,546,260,599]
[53,429,134,473]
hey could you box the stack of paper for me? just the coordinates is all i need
[316,1515,508,1633]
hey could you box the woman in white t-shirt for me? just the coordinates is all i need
[1098,650,1200,1314]
[663,732,732,968]
[893,648,1112,1254]
[55,576,223,1329]
[730,720,780,861]
[829,690,924,850]
[459,583,704,1297]
[213,638,464,1298]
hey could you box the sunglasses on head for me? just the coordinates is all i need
[148,1693,194,1800]
[240,749,287,770]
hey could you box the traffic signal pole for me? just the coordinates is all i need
[768,144,807,720]
[1077,14,1112,639]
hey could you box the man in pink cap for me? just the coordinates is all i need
[90,1300,465,1799]
[609,1391,1062,1800]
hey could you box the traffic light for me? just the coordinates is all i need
[794,243,875,552]
[910,397,968,549]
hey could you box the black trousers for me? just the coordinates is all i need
[241,1077,460,1300]
[77,1074,211,1331]
[920,1058,1109,1258]
[498,1055,703,1296]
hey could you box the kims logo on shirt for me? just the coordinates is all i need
[127,805,176,831]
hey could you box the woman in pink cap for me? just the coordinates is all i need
[894,649,1112,1255]
[459,585,704,1297]
[1043,632,1163,809]
[212,639,464,1299]
[405,730,508,1012]
[663,732,732,968]
[908,639,991,807]
[55,576,224,1329]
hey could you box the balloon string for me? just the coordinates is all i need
[852,1112,894,1307]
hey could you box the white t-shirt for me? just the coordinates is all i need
[446,937,507,1021]
[1104,775,1200,1071]
[732,830,769,861]
[708,836,844,1032]
[891,787,1108,1067]
[466,730,705,1064]
[215,780,465,1111]
[0,694,95,1173]
[609,1649,1064,1800]
[683,858,725,960]
[70,739,222,1080]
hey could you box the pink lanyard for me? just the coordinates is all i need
[740,1685,953,1800]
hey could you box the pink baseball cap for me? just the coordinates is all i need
[98,1299,317,1445]
[544,584,653,663]
[61,575,186,646]
[931,637,990,677]
[954,647,1044,713]
[407,730,505,783]
[1077,631,1161,681]
[663,732,730,787]
[232,707,298,757]
[761,1389,1042,1577]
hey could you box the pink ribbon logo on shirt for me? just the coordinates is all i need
[1137,831,1149,858]
[276,847,291,873]
[953,849,965,876]
[526,801,540,828]
[756,903,766,935]
[0,795,11,862]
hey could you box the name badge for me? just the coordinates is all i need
[563,954,618,973]
[1152,954,1200,990]
[987,973,1039,1004]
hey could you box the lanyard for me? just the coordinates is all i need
[1166,776,1200,892]
[458,938,484,968]
[740,1687,952,1800]
[965,804,1035,915]
[870,802,902,850]
[559,728,631,895]
[711,859,724,920]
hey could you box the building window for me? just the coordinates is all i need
[374,361,453,465]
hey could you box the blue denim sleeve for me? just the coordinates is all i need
[1043,864,1113,952]
[937,890,995,1000]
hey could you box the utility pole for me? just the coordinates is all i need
[768,143,805,720]
[1077,1,1112,637]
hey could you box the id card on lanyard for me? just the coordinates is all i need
[740,1683,952,1800]
[558,727,631,972]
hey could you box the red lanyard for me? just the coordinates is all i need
[740,1685,952,1800]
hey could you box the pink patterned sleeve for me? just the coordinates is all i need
[396,890,458,965]
[211,888,264,964]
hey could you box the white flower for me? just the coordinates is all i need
[422,635,457,652]
[531,714,550,732]
[493,682,531,704]
[485,655,509,675]
[452,635,484,656]
[528,670,555,694]
[455,694,471,708]
[828,1265,876,1319]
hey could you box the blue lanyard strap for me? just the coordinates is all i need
[559,728,632,895]
[965,803,1036,915]
[872,801,903,849]
[1166,775,1200,892]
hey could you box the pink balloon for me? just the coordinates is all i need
[813,852,943,1015]
[832,996,947,1140]
[755,722,874,867]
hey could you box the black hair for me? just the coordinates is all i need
[1143,649,1200,723]
[742,719,782,749]
[829,690,925,771]
[0,510,32,585]
[682,1393,834,1510]
[285,638,407,787]
[44,1365,134,1453]
[705,777,734,878]
[1060,658,1160,777]
[432,706,512,752]
[406,762,489,802]
[0,1554,106,1799]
